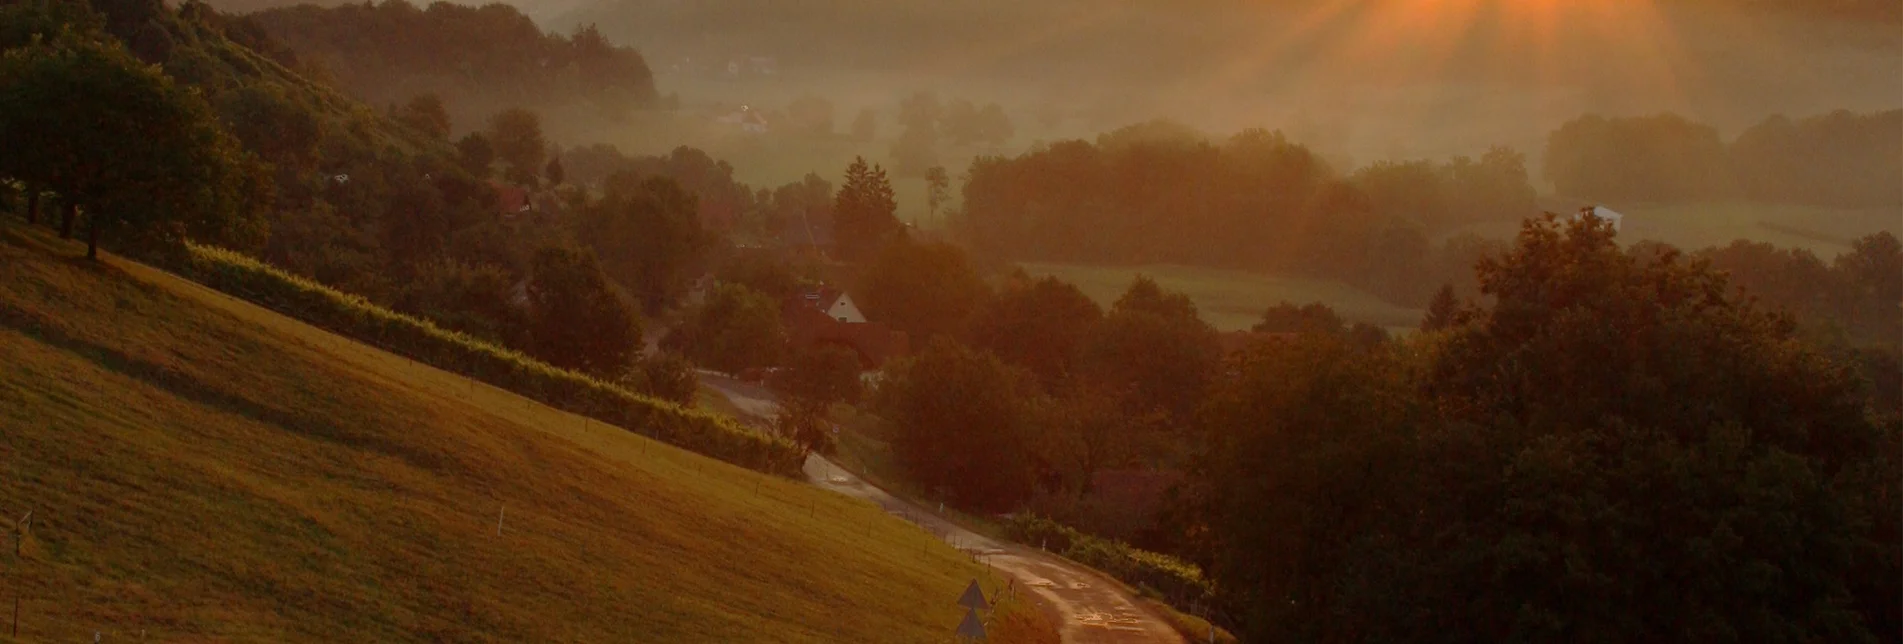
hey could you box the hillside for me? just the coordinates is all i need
[241,1,660,129]
[0,221,1006,642]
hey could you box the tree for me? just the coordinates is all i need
[1419,284,1460,331]
[875,338,1037,511]
[1036,380,1152,497]
[770,344,863,455]
[832,156,901,260]
[455,132,494,178]
[395,93,450,140]
[219,84,322,169]
[681,283,784,375]
[1195,333,1425,642]
[0,35,248,260]
[966,273,1103,389]
[771,344,863,408]
[488,107,545,188]
[628,351,697,406]
[1078,276,1220,430]
[544,154,565,186]
[1252,301,1348,335]
[923,165,950,221]
[858,239,989,341]
[579,173,708,314]
[524,246,641,376]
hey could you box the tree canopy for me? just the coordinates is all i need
[1195,214,1899,642]
[831,156,901,259]
[524,245,641,377]
[0,32,253,259]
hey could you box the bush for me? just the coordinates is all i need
[1001,514,1213,613]
[174,243,806,476]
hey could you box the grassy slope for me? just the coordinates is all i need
[1020,261,1426,332]
[0,221,1009,642]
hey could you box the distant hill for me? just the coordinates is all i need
[0,219,1001,642]
[239,0,659,129]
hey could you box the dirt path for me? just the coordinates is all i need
[701,374,1187,644]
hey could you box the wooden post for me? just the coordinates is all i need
[496,506,505,536]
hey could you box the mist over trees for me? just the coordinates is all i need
[240,1,659,124]
[960,124,1537,306]
[1544,109,1902,207]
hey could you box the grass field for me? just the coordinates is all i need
[1020,262,1426,332]
[0,221,1021,642]
[1453,199,1903,256]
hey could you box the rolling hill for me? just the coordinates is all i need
[0,220,1010,642]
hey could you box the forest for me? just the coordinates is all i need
[240,0,661,127]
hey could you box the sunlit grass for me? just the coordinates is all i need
[0,221,1021,642]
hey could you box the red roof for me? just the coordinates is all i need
[782,297,908,368]
[490,181,530,215]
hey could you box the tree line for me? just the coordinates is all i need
[238,1,661,124]
[1544,109,1902,207]
[958,121,1537,306]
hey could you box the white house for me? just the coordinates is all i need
[806,287,867,323]
[1576,205,1624,233]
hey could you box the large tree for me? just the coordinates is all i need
[488,107,546,188]
[524,246,640,377]
[579,173,708,314]
[0,34,250,259]
[967,272,1103,389]
[858,239,989,342]
[769,344,863,455]
[1078,276,1221,430]
[680,283,784,376]
[875,338,1037,512]
[831,156,900,260]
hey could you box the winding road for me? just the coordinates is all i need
[699,373,1188,644]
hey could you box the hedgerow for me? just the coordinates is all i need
[175,243,806,476]
[1002,514,1213,613]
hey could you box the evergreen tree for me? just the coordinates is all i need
[832,156,900,260]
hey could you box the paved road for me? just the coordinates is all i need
[699,373,1188,644]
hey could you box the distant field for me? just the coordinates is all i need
[1452,199,1902,256]
[0,222,1011,642]
[1020,262,1425,332]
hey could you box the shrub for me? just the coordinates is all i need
[174,243,805,476]
[1001,514,1213,613]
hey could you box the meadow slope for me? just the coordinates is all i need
[0,221,1010,642]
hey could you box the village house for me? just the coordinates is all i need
[782,285,907,370]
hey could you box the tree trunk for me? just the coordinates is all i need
[86,214,100,260]
[24,190,38,225]
[59,202,76,239]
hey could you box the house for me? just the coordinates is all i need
[783,286,908,369]
[490,180,531,218]
[1574,205,1624,233]
[807,287,866,323]
[713,105,768,134]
